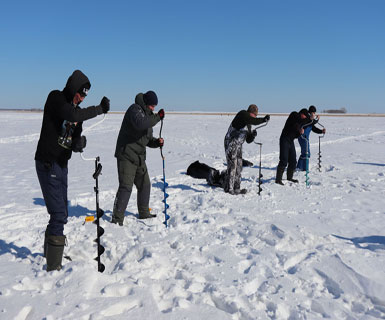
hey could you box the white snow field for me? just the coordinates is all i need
[0,111,385,320]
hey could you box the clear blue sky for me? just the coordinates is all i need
[1,0,384,113]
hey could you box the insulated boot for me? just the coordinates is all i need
[275,166,285,185]
[111,189,131,226]
[46,235,66,272]
[111,216,123,226]
[287,168,299,183]
[231,188,247,195]
[138,207,156,219]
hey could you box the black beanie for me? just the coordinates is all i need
[299,108,309,118]
[308,105,317,113]
[143,90,158,106]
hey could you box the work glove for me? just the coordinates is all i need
[72,136,87,152]
[158,109,165,120]
[264,115,270,122]
[99,96,110,113]
[246,129,257,143]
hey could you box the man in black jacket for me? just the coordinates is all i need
[35,70,110,271]
[224,104,270,195]
[111,91,164,225]
[296,105,326,171]
[275,108,310,185]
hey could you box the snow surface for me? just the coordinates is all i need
[1,111,385,320]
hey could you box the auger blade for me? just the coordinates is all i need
[97,208,104,218]
[97,244,105,256]
[98,263,105,273]
[97,226,104,237]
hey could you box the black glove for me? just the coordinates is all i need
[99,96,110,114]
[246,130,257,144]
[158,109,165,120]
[72,136,87,153]
[264,115,270,122]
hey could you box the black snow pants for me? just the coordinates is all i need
[278,136,297,171]
[36,160,68,236]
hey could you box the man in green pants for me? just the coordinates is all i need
[111,91,165,225]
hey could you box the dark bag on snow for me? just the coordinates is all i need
[186,161,226,188]
[186,161,214,180]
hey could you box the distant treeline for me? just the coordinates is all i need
[322,107,347,114]
[0,108,43,112]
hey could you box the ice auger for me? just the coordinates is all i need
[317,121,325,172]
[159,119,170,227]
[80,114,106,272]
[93,157,105,272]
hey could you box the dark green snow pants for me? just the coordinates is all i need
[112,159,151,223]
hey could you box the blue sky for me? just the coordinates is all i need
[1,0,384,113]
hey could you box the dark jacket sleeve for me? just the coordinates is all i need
[242,111,265,126]
[146,124,161,148]
[129,105,160,131]
[232,110,265,129]
[54,93,103,122]
[312,125,323,134]
[147,138,161,148]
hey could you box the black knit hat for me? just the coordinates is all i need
[308,105,317,113]
[143,90,158,106]
[299,108,309,118]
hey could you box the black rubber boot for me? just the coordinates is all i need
[287,168,299,183]
[138,207,156,219]
[275,166,285,185]
[46,235,66,272]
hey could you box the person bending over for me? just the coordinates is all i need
[224,104,269,195]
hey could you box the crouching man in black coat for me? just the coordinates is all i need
[35,70,110,271]
[275,108,310,185]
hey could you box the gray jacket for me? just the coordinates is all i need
[115,93,161,166]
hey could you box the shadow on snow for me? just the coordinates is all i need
[333,234,385,251]
[152,181,203,193]
[0,239,39,258]
[354,162,385,167]
[32,198,112,221]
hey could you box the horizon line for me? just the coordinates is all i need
[1,108,384,117]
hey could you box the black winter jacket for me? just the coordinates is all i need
[231,110,266,130]
[114,93,161,166]
[35,70,103,167]
[280,111,311,141]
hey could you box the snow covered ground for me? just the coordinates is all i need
[1,111,385,320]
